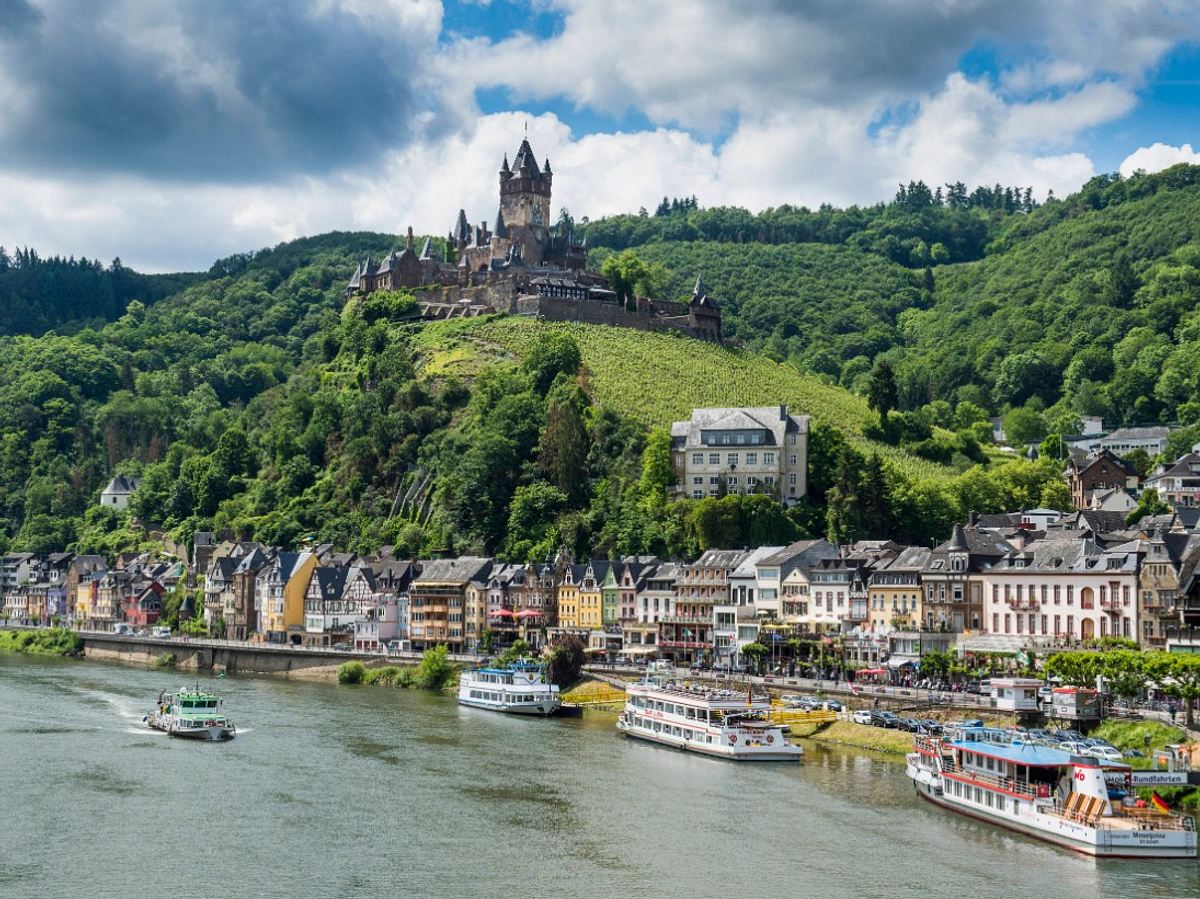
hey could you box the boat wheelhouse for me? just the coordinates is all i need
[617,680,801,761]
[145,687,236,741]
[457,661,562,716]
[907,726,1195,858]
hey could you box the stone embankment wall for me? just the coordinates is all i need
[82,635,406,680]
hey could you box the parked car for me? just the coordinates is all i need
[820,699,843,712]
[113,623,135,636]
[956,718,984,729]
[1122,749,1146,759]
[852,709,873,725]
[1058,740,1089,754]
[871,711,900,728]
[1088,745,1123,762]
[918,719,943,735]
[780,694,806,707]
[150,626,171,638]
[896,717,922,732]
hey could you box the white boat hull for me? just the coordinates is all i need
[617,718,802,761]
[906,761,1195,859]
[146,713,236,741]
[457,696,561,716]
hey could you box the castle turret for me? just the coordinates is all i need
[500,138,551,230]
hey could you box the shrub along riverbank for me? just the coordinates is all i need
[0,628,82,656]
[336,645,456,691]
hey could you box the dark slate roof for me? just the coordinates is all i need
[494,207,507,239]
[1149,452,1200,481]
[947,524,970,552]
[762,539,839,568]
[313,566,349,600]
[453,209,471,243]
[414,556,493,584]
[103,474,141,495]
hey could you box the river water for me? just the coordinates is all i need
[0,654,1197,899]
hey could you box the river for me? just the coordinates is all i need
[0,654,1197,899]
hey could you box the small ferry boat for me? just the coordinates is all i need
[617,680,801,761]
[145,687,236,741]
[907,726,1195,858]
[457,660,562,715]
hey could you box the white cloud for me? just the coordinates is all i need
[1120,143,1200,177]
[3,0,1200,271]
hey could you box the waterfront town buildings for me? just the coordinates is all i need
[19,408,1200,664]
[12,503,1200,663]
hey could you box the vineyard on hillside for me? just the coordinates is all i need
[410,316,957,481]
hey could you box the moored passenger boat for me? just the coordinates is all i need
[145,687,236,741]
[906,726,1195,858]
[457,660,562,716]
[617,680,801,761]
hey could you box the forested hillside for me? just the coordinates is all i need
[6,165,1199,562]
[0,248,202,335]
[585,164,1200,444]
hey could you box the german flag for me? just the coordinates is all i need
[1151,791,1171,814]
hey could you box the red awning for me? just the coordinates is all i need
[490,608,515,618]
[515,609,542,619]
[858,668,886,676]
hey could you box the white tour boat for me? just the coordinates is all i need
[457,660,562,716]
[617,680,802,761]
[906,726,1196,859]
[145,687,236,741]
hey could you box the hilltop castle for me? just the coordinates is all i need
[346,136,722,343]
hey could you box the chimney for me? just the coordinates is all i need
[779,402,787,422]
[968,510,978,527]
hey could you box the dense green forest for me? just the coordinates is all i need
[4,165,1200,560]
[0,248,202,335]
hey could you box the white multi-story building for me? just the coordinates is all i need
[1100,426,1173,457]
[980,536,1141,642]
[670,404,808,505]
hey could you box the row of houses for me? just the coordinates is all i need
[9,506,1200,665]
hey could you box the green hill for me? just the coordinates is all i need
[585,165,1200,438]
[411,316,952,481]
[16,165,1190,561]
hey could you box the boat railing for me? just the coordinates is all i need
[940,760,1041,799]
[1103,807,1195,832]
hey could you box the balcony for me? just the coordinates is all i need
[659,615,713,625]
[1005,597,1039,611]
[1099,597,1124,612]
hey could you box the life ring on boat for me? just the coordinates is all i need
[729,734,737,744]
[766,734,775,744]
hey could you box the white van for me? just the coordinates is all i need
[113,623,135,636]
[151,626,172,638]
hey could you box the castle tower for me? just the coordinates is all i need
[500,138,551,230]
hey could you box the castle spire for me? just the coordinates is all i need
[406,226,414,250]
[500,153,510,177]
[494,206,507,239]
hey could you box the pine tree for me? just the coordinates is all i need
[867,360,898,428]
[539,382,590,505]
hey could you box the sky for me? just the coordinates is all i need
[1,0,1198,272]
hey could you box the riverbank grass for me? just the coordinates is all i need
[0,628,82,656]
[801,720,915,756]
